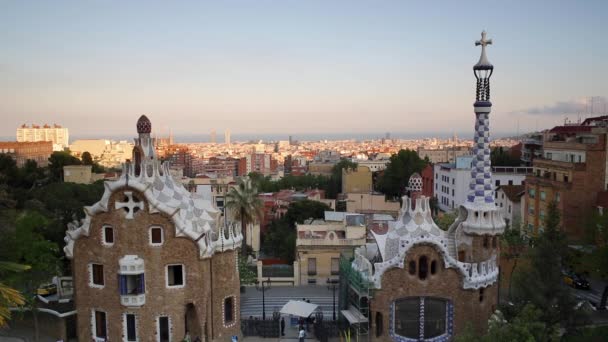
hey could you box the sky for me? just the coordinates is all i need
[1,0,607,140]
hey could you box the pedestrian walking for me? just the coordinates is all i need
[281,317,286,336]
[299,327,306,342]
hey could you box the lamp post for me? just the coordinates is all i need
[327,278,339,321]
[255,277,271,320]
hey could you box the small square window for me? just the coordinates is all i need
[167,264,185,288]
[150,227,163,246]
[102,225,114,245]
[90,264,104,287]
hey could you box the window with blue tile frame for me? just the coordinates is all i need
[119,274,145,295]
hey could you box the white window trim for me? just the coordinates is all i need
[123,312,138,342]
[149,226,164,246]
[91,309,108,342]
[165,264,185,289]
[89,263,105,289]
[156,315,172,342]
[102,224,114,247]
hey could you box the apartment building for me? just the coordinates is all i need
[17,123,69,151]
[0,141,53,167]
[523,118,608,240]
[434,155,531,212]
[296,212,367,285]
[417,146,470,163]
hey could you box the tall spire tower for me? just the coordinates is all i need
[460,31,505,234]
[467,31,495,209]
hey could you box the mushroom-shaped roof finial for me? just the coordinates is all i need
[136,115,152,134]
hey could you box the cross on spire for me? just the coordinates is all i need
[474,31,493,70]
[475,30,492,48]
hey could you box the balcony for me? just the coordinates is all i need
[532,158,585,172]
[120,293,146,306]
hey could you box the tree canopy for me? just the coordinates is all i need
[491,147,520,167]
[376,149,427,199]
[512,201,577,334]
[262,199,330,263]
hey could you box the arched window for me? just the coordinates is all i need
[408,260,416,275]
[479,288,484,302]
[418,256,428,280]
[483,236,489,248]
[430,260,437,275]
[393,297,450,340]
[375,312,383,337]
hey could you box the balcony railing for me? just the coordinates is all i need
[120,293,145,307]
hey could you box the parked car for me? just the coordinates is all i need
[36,283,57,296]
[562,270,590,290]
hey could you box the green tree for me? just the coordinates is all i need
[0,261,30,328]
[491,147,520,167]
[284,199,330,227]
[225,177,264,256]
[456,304,559,342]
[81,151,93,165]
[0,212,61,339]
[262,200,329,263]
[501,226,526,301]
[48,151,81,181]
[512,201,576,334]
[435,211,458,231]
[238,256,257,285]
[376,149,427,199]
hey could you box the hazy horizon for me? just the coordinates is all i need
[1,1,607,138]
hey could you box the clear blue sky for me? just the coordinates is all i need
[1,0,606,139]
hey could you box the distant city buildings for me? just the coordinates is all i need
[417,146,470,163]
[238,153,278,176]
[17,123,69,151]
[210,129,217,144]
[225,129,231,145]
[0,141,53,167]
[70,139,133,168]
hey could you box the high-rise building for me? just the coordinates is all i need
[16,123,69,151]
[342,32,505,340]
[63,115,242,341]
[210,129,217,144]
[238,153,277,176]
[224,129,231,146]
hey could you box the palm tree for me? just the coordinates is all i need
[225,177,263,256]
[0,261,30,328]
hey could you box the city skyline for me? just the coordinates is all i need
[1,1,607,138]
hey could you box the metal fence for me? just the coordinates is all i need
[241,317,280,338]
[262,264,294,278]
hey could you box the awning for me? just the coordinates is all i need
[341,308,368,324]
[280,300,319,318]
